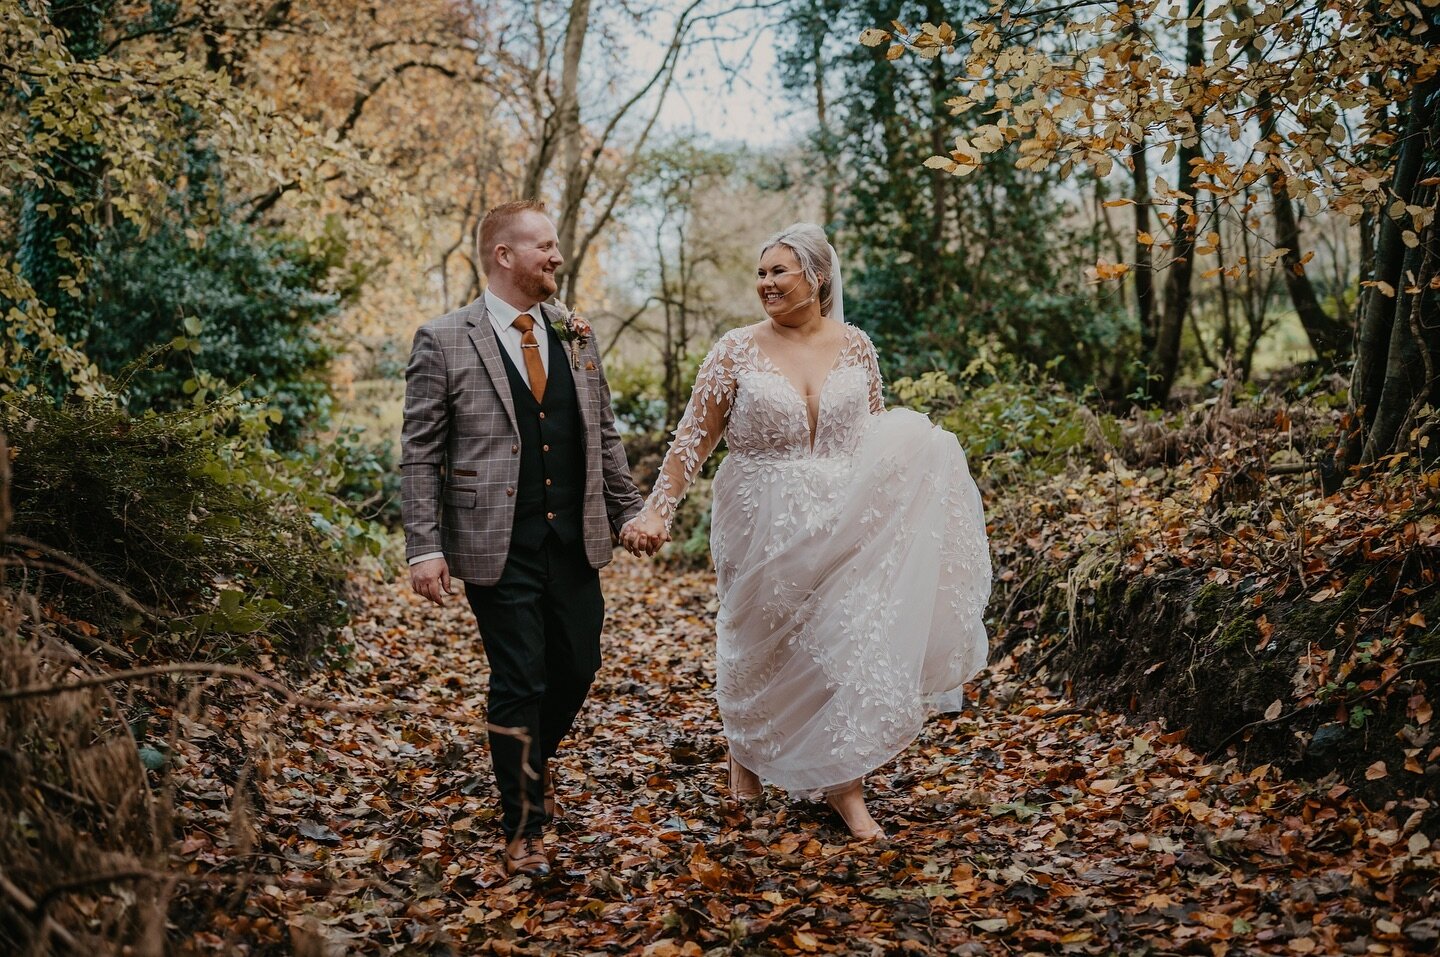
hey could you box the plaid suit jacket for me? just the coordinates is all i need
[400,297,644,585]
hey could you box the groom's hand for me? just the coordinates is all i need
[618,522,645,557]
[621,513,670,557]
[410,557,454,605]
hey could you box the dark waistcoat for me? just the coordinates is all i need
[496,321,586,550]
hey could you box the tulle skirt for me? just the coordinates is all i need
[709,408,992,797]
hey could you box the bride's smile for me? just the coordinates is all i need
[756,245,825,326]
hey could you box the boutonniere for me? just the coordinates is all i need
[549,300,592,370]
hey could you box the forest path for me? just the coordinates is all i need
[221,554,1432,955]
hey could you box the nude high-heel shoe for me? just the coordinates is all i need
[727,752,762,801]
[824,781,885,841]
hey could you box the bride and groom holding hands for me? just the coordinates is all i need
[401,201,991,877]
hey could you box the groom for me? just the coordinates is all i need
[401,200,647,877]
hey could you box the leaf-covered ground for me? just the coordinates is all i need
[176,555,1439,955]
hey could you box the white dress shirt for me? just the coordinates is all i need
[484,288,550,389]
[408,290,549,567]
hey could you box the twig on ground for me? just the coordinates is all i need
[2,662,463,724]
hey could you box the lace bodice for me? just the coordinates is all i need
[645,324,884,528]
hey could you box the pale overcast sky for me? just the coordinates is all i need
[626,7,793,149]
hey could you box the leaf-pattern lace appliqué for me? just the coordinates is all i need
[645,322,990,798]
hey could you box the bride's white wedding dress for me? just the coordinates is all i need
[645,323,991,796]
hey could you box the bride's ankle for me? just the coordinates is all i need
[727,752,762,798]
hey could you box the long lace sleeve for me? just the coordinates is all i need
[859,330,885,414]
[643,334,739,530]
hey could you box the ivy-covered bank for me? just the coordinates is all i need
[976,379,1439,810]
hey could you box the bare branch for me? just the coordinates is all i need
[242,60,461,221]
[335,60,461,141]
[105,16,204,53]
[600,297,663,358]
[3,534,162,620]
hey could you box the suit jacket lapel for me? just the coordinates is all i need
[464,299,519,435]
[541,303,594,443]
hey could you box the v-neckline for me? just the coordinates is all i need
[747,326,851,450]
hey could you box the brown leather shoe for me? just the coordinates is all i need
[542,762,562,820]
[503,834,551,877]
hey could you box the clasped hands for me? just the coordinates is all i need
[412,512,667,606]
[620,510,668,557]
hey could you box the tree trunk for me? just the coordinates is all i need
[656,212,678,429]
[1130,13,1155,373]
[1340,75,1440,468]
[813,25,836,230]
[1216,211,1236,369]
[1268,171,1350,362]
[1233,1,1349,364]
[549,0,591,305]
[520,0,589,203]
[552,1,697,307]
[1362,178,1440,461]
[1133,139,1156,359]
[1146,0,1204,403]
[927,48,949,254]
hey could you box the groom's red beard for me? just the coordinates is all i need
[520,270,559,301]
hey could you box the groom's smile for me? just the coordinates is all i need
[496,211,565,303]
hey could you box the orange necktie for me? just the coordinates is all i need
[511,313,547,403]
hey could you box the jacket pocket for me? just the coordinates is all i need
[443,487,477,508]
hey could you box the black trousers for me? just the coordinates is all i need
[465,532,603,839]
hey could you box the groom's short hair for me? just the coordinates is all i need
[478,200,549,275]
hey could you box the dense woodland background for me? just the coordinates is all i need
[1,0,1439,952]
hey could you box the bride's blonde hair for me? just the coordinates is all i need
[760,223,833,318]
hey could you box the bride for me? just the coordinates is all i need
[621,223,991,840]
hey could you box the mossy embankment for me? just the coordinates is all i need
[979,387,1440,807]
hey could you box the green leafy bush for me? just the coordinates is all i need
[892,349,1118,482]
[610,355,723,569]
[1,387,386,662]
[87,217,357,448]
[295,425,403,528]
[605,361,669,436]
